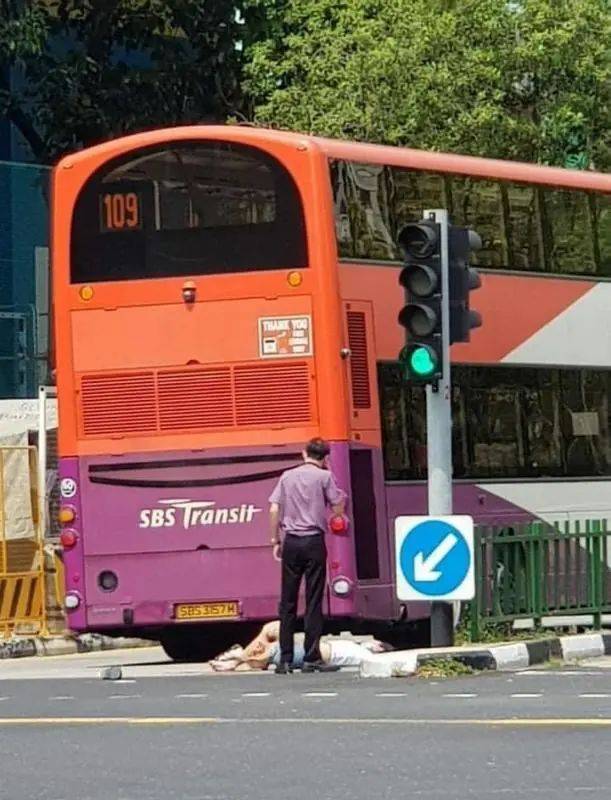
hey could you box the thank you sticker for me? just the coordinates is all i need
[258,316,312,358]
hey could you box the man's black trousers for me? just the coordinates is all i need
[279,532,327,665]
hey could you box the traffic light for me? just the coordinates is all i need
[448,226,483,344]
[397,219,443,384]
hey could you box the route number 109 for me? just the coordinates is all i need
[100,192,141,231]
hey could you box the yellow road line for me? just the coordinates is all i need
[0,717,610,727]
[0,717,219,726]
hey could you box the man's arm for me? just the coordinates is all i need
[268,478,283,561]
[269,503,282,561]
[324,472,346,516]
[269,502,281,545]
[331,498,345,516]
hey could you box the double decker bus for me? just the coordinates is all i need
[53,126,610,659]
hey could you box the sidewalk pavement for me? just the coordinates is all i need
[0,633,155,660]
[360,632,611,677]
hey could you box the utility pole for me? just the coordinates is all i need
[424,209,454,646]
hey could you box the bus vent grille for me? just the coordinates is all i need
[346,311,371,409]
[79,362,312,437]
[158,368,233,430]
[81,372,157,435]
[234,363,311,427]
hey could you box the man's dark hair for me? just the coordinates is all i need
[305,437,330,461]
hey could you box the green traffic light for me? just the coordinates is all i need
[410,346,437,376]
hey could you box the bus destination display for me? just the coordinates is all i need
[100,191,141,232]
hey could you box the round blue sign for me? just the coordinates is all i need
[399,520,470,596]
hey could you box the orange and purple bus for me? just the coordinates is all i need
[52,126,610,658]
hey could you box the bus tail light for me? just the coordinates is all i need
[329,515,349,534]
[331,578,352,597]
[60,530,78,549]
[65,592,81,610]
[58,506,76,524]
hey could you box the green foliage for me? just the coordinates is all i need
[1,1,244,162]
[243,0,610,169]
[2,1,608,168]
[418,657,475,679]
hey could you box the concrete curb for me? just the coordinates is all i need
[0,633,156,660]
[360,633,611,678]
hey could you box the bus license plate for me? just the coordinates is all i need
[175,602,239,621]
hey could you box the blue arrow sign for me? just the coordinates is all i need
[395,516,475,601]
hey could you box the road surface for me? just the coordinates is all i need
[1,648,610,799]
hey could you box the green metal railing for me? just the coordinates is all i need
[469,519,610,640]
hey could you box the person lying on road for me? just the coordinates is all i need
[209,621,391,672]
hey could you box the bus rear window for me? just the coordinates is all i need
[70,141,307,283]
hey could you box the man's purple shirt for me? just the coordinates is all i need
[269,462,346,536]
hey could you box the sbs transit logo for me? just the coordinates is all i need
[138,499,262,530]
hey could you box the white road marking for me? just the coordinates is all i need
[0,697,8,702]
[302,692,338,698]
[376,693,408,698]
[49,696,74,701]
[578,694,611,699]
[442,693,477,699]
[108,694,141,700]
[114,679,136,684]
[175,694,208,699]
[519,670,603,676]
[511,693,543,699]
[241,692,271,698]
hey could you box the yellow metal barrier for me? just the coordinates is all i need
[0,446,49,638]
[0,572,45,637]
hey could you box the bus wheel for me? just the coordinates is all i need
[160,623,260,663]
[160,630,218,662]
[383,619,431,650]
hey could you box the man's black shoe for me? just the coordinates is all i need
[275,662,294,674]
[301,660,340,673]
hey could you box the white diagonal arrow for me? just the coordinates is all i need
[413,533,459,582]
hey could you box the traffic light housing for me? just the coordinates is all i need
[397,219,443,383]
[448,226,482,344]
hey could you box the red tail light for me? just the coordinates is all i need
[60,530,78,549]
[329,515,348,534]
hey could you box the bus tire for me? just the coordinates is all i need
[383,619,431,650]
[160,630,217,662]
[160,623,260,663]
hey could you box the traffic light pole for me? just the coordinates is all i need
[424,209,454,647]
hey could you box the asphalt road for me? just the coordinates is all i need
[1,649,611,800]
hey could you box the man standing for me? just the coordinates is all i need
[269,438,346,674]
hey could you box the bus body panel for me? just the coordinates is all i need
[70,295,315,373]
[52,127,350,459]
[386,480,611,529]
[339,263,598,366]
[61,442,362,632]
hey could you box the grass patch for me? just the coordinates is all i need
[456,626,542,645]
[455,619,568,645]
[417,657,475,680]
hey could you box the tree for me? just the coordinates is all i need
[0,1,244,163]
[242,0,610,170]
